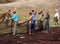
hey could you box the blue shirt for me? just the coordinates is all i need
[31,15,35,24]
[11,14,18,22]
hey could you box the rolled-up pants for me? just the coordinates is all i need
[13,22,17,35]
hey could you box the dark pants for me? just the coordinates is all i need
[39,20,43,30]
[45,20,49,30]
[29,21,36,32]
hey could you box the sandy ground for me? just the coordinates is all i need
[0,0,60,8]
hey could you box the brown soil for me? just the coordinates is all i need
[0,27,60,44]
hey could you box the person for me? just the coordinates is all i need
[38,11,44,30]
[7,10,11,17]
[31,10,36,32]
[45,12,50,30]
[54,9,59,26]
[5,10,11,27]
[29,12,32,34]
[10,10,18,35]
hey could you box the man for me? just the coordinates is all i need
[6,10,11,27]
[54,9,59,26]
[10,10,18,35]
[31,10,36,32]
[45,12,50,30]
[38,11,44,30]
[29,12,32,34]
[8,10,11,17]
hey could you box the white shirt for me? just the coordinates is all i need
[40,14,44,21]
[54,12,59,19]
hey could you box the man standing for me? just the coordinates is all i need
[10,10,18,35]
[54,9,59,26]
[31,10,36,33]
[6,10,11,27]
[29,12,32,34]
[38,11,44,30]
[45,12,50,30]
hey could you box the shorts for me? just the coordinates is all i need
[54,17,58,22]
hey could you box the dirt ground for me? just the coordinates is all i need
[0,27,60,44]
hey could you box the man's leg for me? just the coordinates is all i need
[40,21,41,30]
[29,24,32,34]
[45,20,48,30]
[13,22,17,35]
[47,23,49,30]
[56,19,58,26]
[46,20,50,31]
[33,23,36,32]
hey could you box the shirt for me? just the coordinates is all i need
[10,14,18,22]
[54,12,59,19]
[40,14,44,21]
[31,15,35,24]
[31,12,36,20]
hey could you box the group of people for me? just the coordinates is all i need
[5,9,59,35]
[28,9,59,35]
[6,10,18,35]
[28,10,50,34]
